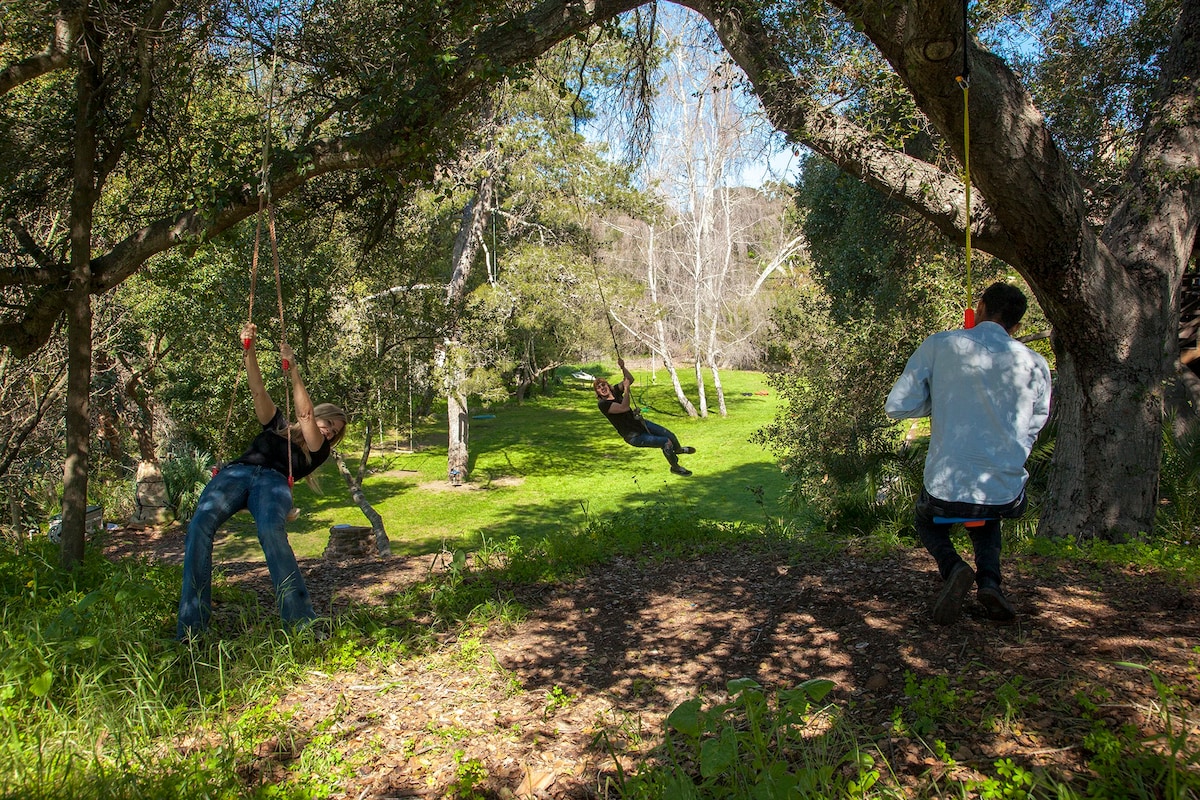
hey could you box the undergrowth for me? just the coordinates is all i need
[2,495,1198,798]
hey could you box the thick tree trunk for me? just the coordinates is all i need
[60,19,101,570]
[61,285,92,568]
[1044,339,1166,539]
[447,387,469,485]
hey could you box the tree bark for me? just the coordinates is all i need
[0,3,81,96]
[59,17,102,569]
[443,172,496,484]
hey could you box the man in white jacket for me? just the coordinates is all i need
[886,282,1052,624]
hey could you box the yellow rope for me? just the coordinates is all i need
[956,75,973,325]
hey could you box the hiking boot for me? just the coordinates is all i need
[931,562,974,625]
[679,446,696,454]
[978,584,1016,622]
[670,466,693,476]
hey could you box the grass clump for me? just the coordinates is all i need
[0,536,411,799]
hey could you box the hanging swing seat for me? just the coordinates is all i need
[933,516,997,528]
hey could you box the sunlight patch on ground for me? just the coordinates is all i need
[416,476,526,492]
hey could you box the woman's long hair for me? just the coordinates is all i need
[281,403,348,492]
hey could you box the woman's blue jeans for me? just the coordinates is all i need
[626,420,683,467]
[176,463,316,639]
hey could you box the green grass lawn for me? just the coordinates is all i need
[214,364,790,560]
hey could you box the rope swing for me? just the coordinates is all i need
[216,27,294,491]
[956,0,975,329]
[589,257,623,362]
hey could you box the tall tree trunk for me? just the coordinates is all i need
[443,171,495,484]
[707,186,734,417]
[60,19,101,569]
[446,384,469,485]
[691,208,708,418]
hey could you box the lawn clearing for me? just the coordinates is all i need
[213,365,790,560]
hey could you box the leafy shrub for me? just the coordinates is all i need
[160,448,212,522]
[611,678,881,798]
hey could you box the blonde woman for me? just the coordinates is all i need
[177,322,347,639]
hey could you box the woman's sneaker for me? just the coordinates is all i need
[679,446,696,454]
[670,465,693,476]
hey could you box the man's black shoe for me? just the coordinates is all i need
[670,466,693,476]
[679,446,697,454]
[931,562,974,625]
[978,585,1016,621]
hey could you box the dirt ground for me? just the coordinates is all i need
[103,525,1200,798]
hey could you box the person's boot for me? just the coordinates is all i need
[978,582,1016,621]
[931,561,974,625]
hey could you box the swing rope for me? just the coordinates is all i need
[217,24,293,490]
[956,0,975,329]
[589,257,623,362]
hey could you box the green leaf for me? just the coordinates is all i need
[666,698,703,736]
[798,677,835,702]
[74,590,103,612]
[29,670,53,698]
[699,728,737,778]
[727,677,762,695]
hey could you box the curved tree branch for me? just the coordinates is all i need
[0,1,82,97]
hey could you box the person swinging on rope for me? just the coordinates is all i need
[885,283,1051,625]
[594,358,696,476]
[176,322,348,640]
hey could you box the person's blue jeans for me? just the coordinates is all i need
[176,463,316,639]
[913,487,1028,589]
[626,420,683,467]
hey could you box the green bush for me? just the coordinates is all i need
[611,678,884,799]
[160,448,213,522]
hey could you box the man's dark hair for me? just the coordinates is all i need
[981,282,1028,329]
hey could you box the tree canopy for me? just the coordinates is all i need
[2,0,1196,544]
